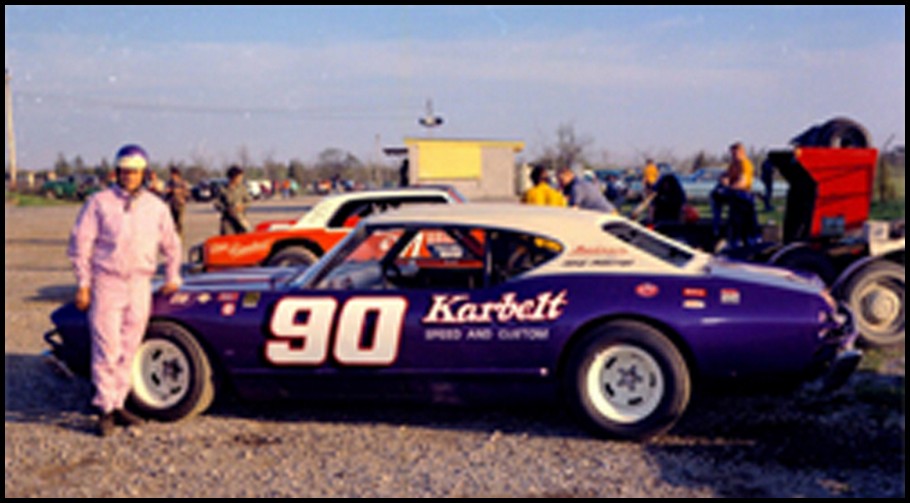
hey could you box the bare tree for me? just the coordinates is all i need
[533,123,593,171]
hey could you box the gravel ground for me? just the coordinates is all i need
[5,197,905,498]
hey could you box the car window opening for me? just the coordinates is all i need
[313,225,563,291]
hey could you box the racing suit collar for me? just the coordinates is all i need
[112,183,145,211]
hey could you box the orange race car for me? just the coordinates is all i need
[188,187,465,271]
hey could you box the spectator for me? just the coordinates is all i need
[604,173,627,207]
[215,165,252,235]
[710,142,760,246]
[146,170,165,197]
[521,165,566,207]
[642,158,660,197]
[556,165,616,213]
[164,166,190,239]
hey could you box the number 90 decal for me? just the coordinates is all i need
[267,296,408,366]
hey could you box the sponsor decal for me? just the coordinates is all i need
[635,282,659,298]
[420,290,568,324]
[423,327,551,343]
[218,292,239,302]
[242,292,261,309]
[683,299,706,310]
[682,287,707,298]
[569,245,628,256]
[720,288,741,305]
[196,292,212,304]
[209,240,271,259]
[169,292,191,305]
[221,303,236,317]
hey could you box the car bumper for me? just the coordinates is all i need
[43,328,78,379]
[811,304,862,391]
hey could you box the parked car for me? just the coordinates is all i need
[678,167,789,202]
[191,179,230,203]
[188,186,466,271]
[46,204,859,440]
[41,175,105,200]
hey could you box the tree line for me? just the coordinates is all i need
[47,147,402,188]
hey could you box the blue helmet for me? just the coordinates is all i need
[115,144,148,170]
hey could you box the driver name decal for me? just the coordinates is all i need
[421,289,568,324]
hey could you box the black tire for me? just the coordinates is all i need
[772,247,838,285]
[127,321,216,422]
[791,117,870,148]
[818,117,870,148]
[842,260,905,346]
[265,245,320,267]
[563,320,691,441]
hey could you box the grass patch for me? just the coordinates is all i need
[6,191,79,207]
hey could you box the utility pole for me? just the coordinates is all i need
[5,68,18,190]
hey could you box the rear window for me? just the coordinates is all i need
[328,195,448,228]
[603,222,693,267]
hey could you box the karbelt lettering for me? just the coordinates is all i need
[422,290,568,324]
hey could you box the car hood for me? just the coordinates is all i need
[158,267,303,293]
[707,258,824,294]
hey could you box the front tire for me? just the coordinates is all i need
[127,321,216,421]
[564,321,691,441]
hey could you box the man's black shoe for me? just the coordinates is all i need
[114,408,145,426]
[97,412,116,437]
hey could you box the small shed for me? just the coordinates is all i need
[401,138,524,200]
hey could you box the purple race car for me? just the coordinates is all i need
[45,204,860,440]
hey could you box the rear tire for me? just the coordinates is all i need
[563,320,691,441]
[265,245,319,267]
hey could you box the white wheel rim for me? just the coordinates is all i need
[586,345,664,424]
[132,339,191,409]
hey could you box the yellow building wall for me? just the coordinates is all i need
[404,138,524,180]
[414,141,482,179]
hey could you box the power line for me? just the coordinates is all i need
[16,90,415,121]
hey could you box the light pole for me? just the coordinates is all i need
[5,68,18,189]
[418,98,443,135]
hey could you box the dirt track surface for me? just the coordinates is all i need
[5,197,905,497]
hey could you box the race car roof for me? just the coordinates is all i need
[296,187,461,228]
[369,202,624,233]
[365,203,710,274]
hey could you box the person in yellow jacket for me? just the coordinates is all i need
[642,159,660,196]
[521,165,567,207]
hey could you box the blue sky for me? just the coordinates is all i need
[5,5,906,171]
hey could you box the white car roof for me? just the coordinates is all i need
[366,203,711,275]
[295,187,457,228]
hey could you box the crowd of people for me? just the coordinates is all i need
[521,142,765,247]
